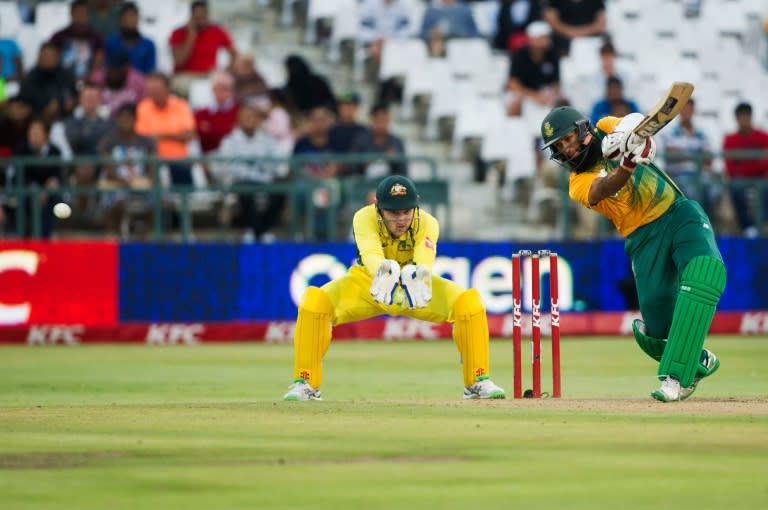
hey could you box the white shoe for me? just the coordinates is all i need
[463,376,506,400]
[283,379,322,401]
[651,376,682,402]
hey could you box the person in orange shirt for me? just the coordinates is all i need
[135,72,197,185]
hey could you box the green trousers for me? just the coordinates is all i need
[624,199,723,339]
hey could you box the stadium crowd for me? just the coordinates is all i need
[1,0,768,240]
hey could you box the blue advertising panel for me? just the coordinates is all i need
[119,239,768,321]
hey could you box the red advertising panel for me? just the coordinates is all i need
[0,242,118,326]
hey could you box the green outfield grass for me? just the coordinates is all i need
[1,337,767,510]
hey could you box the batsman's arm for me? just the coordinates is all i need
[412,212,439,272]
[352,208,386,277]
[588,166,633,206]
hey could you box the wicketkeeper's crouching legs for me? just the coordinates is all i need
[451,289,505,399]
[286,286,333,399]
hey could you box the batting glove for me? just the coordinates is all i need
[371,259,401,306]
[620,136,656,171]
[400,264,432,309]
[601,132,624,161]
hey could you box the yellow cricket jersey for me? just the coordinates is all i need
[352,204,439,276]
[569,116,682,237]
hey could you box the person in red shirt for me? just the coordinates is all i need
[193,70,239,153]
[722,102,768,237]
[169,0,237,97]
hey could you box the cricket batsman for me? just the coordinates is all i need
[283,175,506,401]
[539,106,726,402]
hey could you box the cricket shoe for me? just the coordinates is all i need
[651,376,683,402]
[463,376,506,400]
[679,349,721,401]
[283,379,322,401]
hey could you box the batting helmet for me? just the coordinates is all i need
[540,106,590,150]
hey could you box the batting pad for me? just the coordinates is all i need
[658,257,726,387]
[293,286,333,389]
[452,289,490,387]
[632,319,666,361]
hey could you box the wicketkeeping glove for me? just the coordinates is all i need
[371,259,401,305]
[400,264,432,309]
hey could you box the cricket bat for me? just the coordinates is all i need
[632,81,695,138]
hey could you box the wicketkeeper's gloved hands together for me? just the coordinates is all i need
[620,136,656,171]
[371,259,401,305]
[400,264,432,309]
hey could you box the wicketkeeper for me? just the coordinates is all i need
[540,106,726,402]
[283,175,506,401]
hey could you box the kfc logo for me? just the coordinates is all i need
[0,250,39,325]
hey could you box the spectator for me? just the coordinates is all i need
[216,103,288,242]
[661,98,718,216]
[0,37,23,83]
[358,0,411,70]
[18,43,78,117]
[11,118,63,239]
[582,40,635,110]
[493,0,543,53]
[231,53,269,104]
[64,83,113,207]
[722,102,768,237]
[194,70,239,154]
[283,55,337,117]
[135,72,197,185]
[49,0,104,80]
[329,92,367,154]
[293,105,343,177]
[505,21,560,116]
[542,0,606,56]
[89,51,146,115]
[88,0,122,39]
[293,105,345,241]
[169,0,237,97]
[420,0,480,57]
[104,2,157,75]
[589,76,639,125]
[0,98,32,156]
[262,88,295,154]
[98,103,157,238]
[348,103,406,178]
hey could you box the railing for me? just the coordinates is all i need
[0,154,446,242]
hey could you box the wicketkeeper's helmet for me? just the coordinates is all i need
[376,175,419,210]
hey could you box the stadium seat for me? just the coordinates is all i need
[34,2,70,41]
[327,0,360,63]
[445,38,493,79]
[401,0,427,37]
[470,1,500,39]
[401,57,451,121]
[188,78,213,110]
[379,38,428,81]
[450,95,506,159]
[0,1,22,38]
[15,25,41,71]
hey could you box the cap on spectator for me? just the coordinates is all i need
[106,52,130,68]
[526,21,551,38]
[338,91,361,105]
